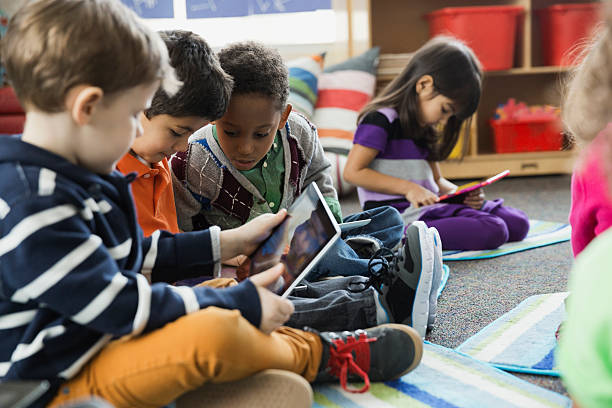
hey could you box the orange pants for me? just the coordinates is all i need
[49,279,322,408]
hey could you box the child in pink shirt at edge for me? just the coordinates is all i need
[563,6,612,257]
[568,124,612,256]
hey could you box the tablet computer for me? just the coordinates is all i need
[438,170,510,203]
[236,182,341,298]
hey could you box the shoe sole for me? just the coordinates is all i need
[373,323,424,377]
[405,221,434,338]
[176,369,313,408]
[428,227,443,329]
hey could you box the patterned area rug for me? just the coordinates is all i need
[442,220,570,261]
[457,292,568,376]
[313,341,570,407]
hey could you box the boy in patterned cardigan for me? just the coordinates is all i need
[171,41,440,338]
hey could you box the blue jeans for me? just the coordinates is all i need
[287,275,377,331]
[306,206,404,280]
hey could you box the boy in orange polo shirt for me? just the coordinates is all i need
[117,30,232,236]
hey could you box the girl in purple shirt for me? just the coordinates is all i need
[344,36,529,250]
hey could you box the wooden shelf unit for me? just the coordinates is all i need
[359,0,595,178]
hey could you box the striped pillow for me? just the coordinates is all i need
[287,53,325,119]
[313,47,380,155]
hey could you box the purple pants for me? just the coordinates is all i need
[418,199,529,250]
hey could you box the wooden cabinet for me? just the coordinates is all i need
[351,0,594,178]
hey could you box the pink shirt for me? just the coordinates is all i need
[569,125,612,256]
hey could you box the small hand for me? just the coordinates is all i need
[463,188,485,209]
[220,209,288,260]
[405,185,440,208]
[250,264,294,334]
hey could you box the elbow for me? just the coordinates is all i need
[342,166,356,185]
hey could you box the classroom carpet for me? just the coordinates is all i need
[456,292,568,377]
[312,341,570,408]
[442,220,571,261]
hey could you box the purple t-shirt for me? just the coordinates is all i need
[353,107,439,211]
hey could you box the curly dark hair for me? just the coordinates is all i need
[145,30,233,120]
[218,41,289,110]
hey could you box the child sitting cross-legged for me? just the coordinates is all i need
[0,1,422,407]
[343,36,530,251]
[171,41,444,337]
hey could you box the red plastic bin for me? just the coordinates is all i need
[537,3,601,66]
[0,87,25,134]
[490,118,563,153]
[425,6,524,71]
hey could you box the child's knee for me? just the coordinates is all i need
[173,307,244,351]
[366,205,404,242]
[480,216,509,249]
[362,205,402,226]
[507,214,530,242]
[378,205,402,224]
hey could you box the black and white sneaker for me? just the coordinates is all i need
[427,226,444,331]
[363,221,434,338]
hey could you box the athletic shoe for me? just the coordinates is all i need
[176,369,313,408]
[313,323,423,393]
[427,226,444,331]
[363,221,434,338]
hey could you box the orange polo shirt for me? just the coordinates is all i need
[116,153,180,236]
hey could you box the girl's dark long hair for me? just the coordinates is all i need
[358,36,483,161]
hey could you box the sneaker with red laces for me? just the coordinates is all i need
[312,323,422,393]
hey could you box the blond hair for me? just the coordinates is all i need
[563,2,612,146]
[1,0,180,112]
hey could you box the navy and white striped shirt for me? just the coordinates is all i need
[0,136,260,406]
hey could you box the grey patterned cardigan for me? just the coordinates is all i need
[171,112,338,231]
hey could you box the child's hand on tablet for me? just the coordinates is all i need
[250,264,294,333]
[464,188,485,209]
[219,209,288,260]
[405,184,439,208]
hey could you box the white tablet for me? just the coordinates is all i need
[237,182,341,298]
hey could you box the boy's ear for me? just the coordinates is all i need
[66,85,104,126]
[416,75,434,96]
[277,104,292,129]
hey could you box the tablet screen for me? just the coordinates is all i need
[238,183,340,296]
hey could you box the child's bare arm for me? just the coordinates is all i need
[344,144,439,207]
[429,161,457,195]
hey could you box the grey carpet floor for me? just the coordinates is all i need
[339,174,572,395]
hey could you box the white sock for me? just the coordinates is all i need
[373,291,390,325]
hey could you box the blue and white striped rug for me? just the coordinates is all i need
[442,220,571,261]
[313,341,570,407]
[457,292,568,376]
